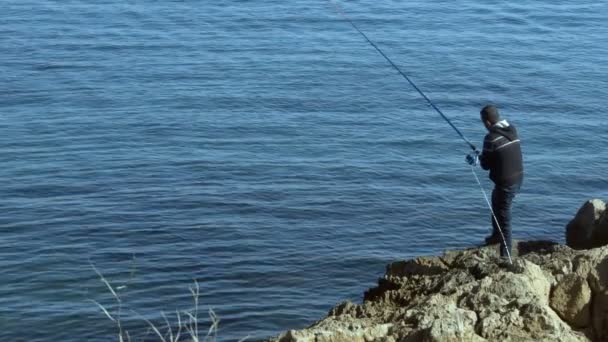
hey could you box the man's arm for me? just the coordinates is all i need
[479,135,493,170]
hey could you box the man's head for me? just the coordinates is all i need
[480,104,500,130]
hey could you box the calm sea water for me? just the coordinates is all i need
[2,0,607,340]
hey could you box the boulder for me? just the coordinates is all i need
[275,319,393,342]
[566,199,608,249]
[268,242,606,342]
[549,274,591,328]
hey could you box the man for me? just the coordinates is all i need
[467,104,523,258]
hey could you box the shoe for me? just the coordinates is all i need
[484,234,501,245]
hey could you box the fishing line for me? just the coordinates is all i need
[329,0,513,264]
[328,0,476,151]
[470,166,513,264]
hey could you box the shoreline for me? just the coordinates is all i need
[269,240,607,341]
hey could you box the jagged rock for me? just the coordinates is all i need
[566,199,608,249]
[550,274,591,328]
[329,301,357,317]
[404,296,481,342]
[593,291,608,340]
[385,256,448,277]
[268,242,608,342]
[274,318,393,342]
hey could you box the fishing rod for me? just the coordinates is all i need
[329,1,514,264]
[328,0,477,152]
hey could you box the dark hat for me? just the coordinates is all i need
[480,104,500,124]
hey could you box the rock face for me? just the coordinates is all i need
[550,274,591,328]
[269,241,608,342]
[566,199,608,249]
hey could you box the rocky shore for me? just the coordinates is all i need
[270,199,608,342]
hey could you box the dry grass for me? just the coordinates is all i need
[90,262,248,342]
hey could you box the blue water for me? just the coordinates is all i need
[1,0,607,340]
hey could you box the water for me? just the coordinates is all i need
[1,0,607,340]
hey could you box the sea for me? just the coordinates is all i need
[2,0,607,341]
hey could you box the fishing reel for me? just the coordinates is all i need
[466,150,480,166]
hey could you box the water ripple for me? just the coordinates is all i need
[1,0,607,341]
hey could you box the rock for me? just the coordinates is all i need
[566,199,608,249]
[329,301,357,317]
[550,274,591,328]
[404,297,481,342]
[592,291,608,341]
[274,319,393,342]
[268,242,606,342]
[385,256,449,277]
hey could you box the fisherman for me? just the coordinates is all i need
[329,0,525,258]
[467,105,524,258]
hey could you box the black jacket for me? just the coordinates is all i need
[479,120,524,186]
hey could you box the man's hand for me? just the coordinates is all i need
[466,150,480,166]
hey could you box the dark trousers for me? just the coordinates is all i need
[491,181,522,258]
